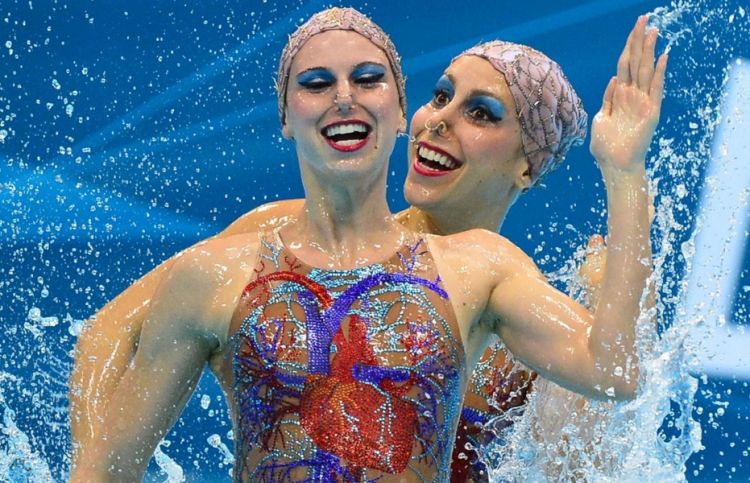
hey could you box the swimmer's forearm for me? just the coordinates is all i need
[72,320,211,481]
[590,166,651,398]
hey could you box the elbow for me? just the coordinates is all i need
[72,440,147,483]
[602,366,640,402]
[611,380,638,401]
[586,380,637,402]
[71,457,145,483]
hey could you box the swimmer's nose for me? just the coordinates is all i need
[425,113,450,137]
[334,82,353,112]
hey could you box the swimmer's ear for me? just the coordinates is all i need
[516,164,533,193]
[282,120,294,140]
[398,113,407,134]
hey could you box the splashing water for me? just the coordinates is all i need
[0,405,54,482]
[479,0,749,481]
[0,0,748,481]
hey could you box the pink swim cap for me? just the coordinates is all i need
[276,7,406,126]
[459,41,588,183]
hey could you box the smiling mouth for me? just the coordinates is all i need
[322,121,371,152]
[414,142,461,176]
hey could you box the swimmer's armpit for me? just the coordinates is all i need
[71,254,222,481]
[69,198,302,467]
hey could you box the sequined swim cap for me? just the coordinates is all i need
[458,41,588,183]
[276,7,406,125]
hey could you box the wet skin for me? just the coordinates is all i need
[70,17,664,481]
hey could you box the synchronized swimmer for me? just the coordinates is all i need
[70,7,665,481]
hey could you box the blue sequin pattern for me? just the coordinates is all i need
[228,234,466,482]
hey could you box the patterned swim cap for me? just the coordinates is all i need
[276,7,406,125]
[458,41,588,183]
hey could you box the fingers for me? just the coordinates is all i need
[638,28,658,90]
[650,52,668,103]
[579,234,607,297]
[616,28,634,84]
[618,15,664,93]
[601,77,616,116]
[586,234,605,253]
[628,16,647,86]
[582,234,606,270]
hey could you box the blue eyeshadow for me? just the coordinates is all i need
[297,68,335,86]
[468,95,505,119]
[435,75,455,96]
[352,63,386,79]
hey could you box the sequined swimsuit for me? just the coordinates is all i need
[226,231,466,482]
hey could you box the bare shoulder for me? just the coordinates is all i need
[170,232,261,286]
[157,233,261,342]
[430,229,541,278]
[219,199,304,237]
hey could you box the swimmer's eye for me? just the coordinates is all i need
[467,106,498,122]
[431,89,452,108]
[298,78,332,90]
[355,72,385,86]
[466,97,504,123]
[297,69,335,91]
[431,75,454,108]
[352,64,387,87]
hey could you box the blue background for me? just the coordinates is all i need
[0,0,748,481]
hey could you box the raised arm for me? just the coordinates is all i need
[488,16,665,400]
[69,199,302,464]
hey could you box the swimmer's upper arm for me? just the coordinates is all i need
[69,198,303,461]
[69,258,175,463]
[219,198,304,237]
[480,235,626,400]
[71,254,219,481]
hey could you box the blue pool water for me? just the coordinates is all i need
[1,0,748,481]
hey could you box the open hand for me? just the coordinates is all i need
[590,16,668,172]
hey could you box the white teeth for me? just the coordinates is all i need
[336,139,360,146]
[325,123,368,137]
[418,145,457,169]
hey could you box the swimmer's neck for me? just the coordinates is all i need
[285,164,408,267]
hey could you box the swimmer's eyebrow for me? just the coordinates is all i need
[434,74,455,98]
[447,71,507,107]
[467,89,504,103]
[436,74,454,87]
[467,95,506,118]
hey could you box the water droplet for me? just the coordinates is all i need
[207,434,221,447]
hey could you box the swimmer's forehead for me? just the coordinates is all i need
[443,55,516,108]
[288,30,393,77]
